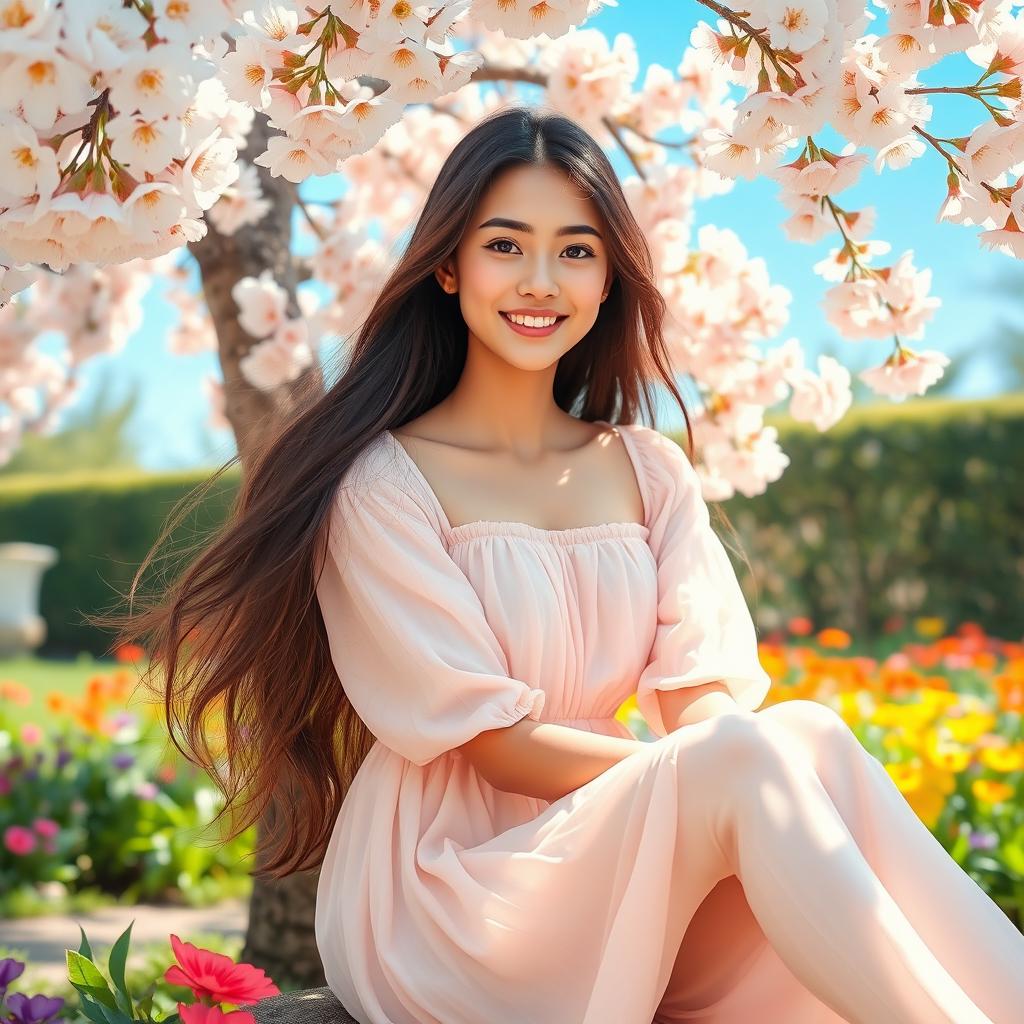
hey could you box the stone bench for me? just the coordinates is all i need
[245,986,358,1023]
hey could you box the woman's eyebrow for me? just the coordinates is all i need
[477,216,603,239]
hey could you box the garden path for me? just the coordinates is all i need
[1,898,248,986]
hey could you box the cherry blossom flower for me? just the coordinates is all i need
[859,346,951,400]
[232,269,288,339]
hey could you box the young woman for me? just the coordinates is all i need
[106,106,1024,1023]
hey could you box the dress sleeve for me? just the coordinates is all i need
[633,427,771,738]
[315,439,547,767]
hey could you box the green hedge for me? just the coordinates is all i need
[731,391,1024,640]
[0,468,240,656]
[0,393,1020,656]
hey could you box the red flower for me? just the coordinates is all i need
[114,643,146,663]
[179,1006,257,1024]
[164,935,280,1005]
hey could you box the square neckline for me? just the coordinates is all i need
[384,419,651,546]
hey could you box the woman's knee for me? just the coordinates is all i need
[759,698,855,748]
[670,709,789,782]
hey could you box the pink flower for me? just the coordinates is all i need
[164,935,280,1005]
[4,825,38,856]
[178,1005,257,1023]
[19,723,43,745]
[32,818,60,838]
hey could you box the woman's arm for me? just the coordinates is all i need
[659,679,742,729]
[462,681,744,802]
[460,719,646,803]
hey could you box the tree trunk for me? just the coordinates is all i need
[190,110,327,989]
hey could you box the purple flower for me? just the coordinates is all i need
[111,752,135,771]
[968,830,998,850]
[54,749,73,771]
[0,957,25,1000]
[2,992,64,1023]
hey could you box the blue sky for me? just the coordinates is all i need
[64,3,1023,470]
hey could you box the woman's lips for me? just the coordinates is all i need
[499,311,568,337]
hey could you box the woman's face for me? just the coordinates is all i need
[439,163,614,372]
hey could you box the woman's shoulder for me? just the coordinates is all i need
[335,430,439,530]
[618,422,694,482]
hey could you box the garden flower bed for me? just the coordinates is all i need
[2,618,1022,930]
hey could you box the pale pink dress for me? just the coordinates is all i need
[313,422,1024,1024]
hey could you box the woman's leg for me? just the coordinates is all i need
[654,872,848,1023]
[756,699,1024,1022]
[656,710,996,1024]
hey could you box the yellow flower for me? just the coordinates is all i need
[923,731,971,773]
[972,779,1015,805]
[919,688,960,715]
[871,702,934,731]
[914,617,946,638]
[979,744,1024,772]
[905,787,947,830]
[886,762,924,793]
[835,688,868,729]
[614,694,638,725]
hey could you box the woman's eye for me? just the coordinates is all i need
[484,239,595,259]
[564,243,595,259]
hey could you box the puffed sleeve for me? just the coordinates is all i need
[314,438,547,767]
[633,427,771,737]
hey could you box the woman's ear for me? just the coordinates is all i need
[435,263,457,294]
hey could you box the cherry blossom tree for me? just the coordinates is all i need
[2,0,1022,982]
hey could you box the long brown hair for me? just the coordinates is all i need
[91,104,715,880]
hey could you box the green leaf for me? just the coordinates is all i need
[76,923,95,961]
[948,830,970,866]
[96,1002,136,1024]
[73,998,115,1024]
[1003,841,1024,878]
[67,950,118,1009]
[107,920,134,1012]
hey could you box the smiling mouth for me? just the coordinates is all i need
[500,311,569,324]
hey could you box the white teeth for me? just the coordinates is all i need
[504,312,560,327]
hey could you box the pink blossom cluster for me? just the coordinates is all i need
[0,1,1022,492]
[231,268,314,390]
[0,0,258,279]
[0,255,159,460]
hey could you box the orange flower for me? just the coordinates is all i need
[816,628,851,649]
[0,680,32,706]
[115,643,146,663]
[86,676,108,702]
[45,692,71,714]
[956,622,986,639]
